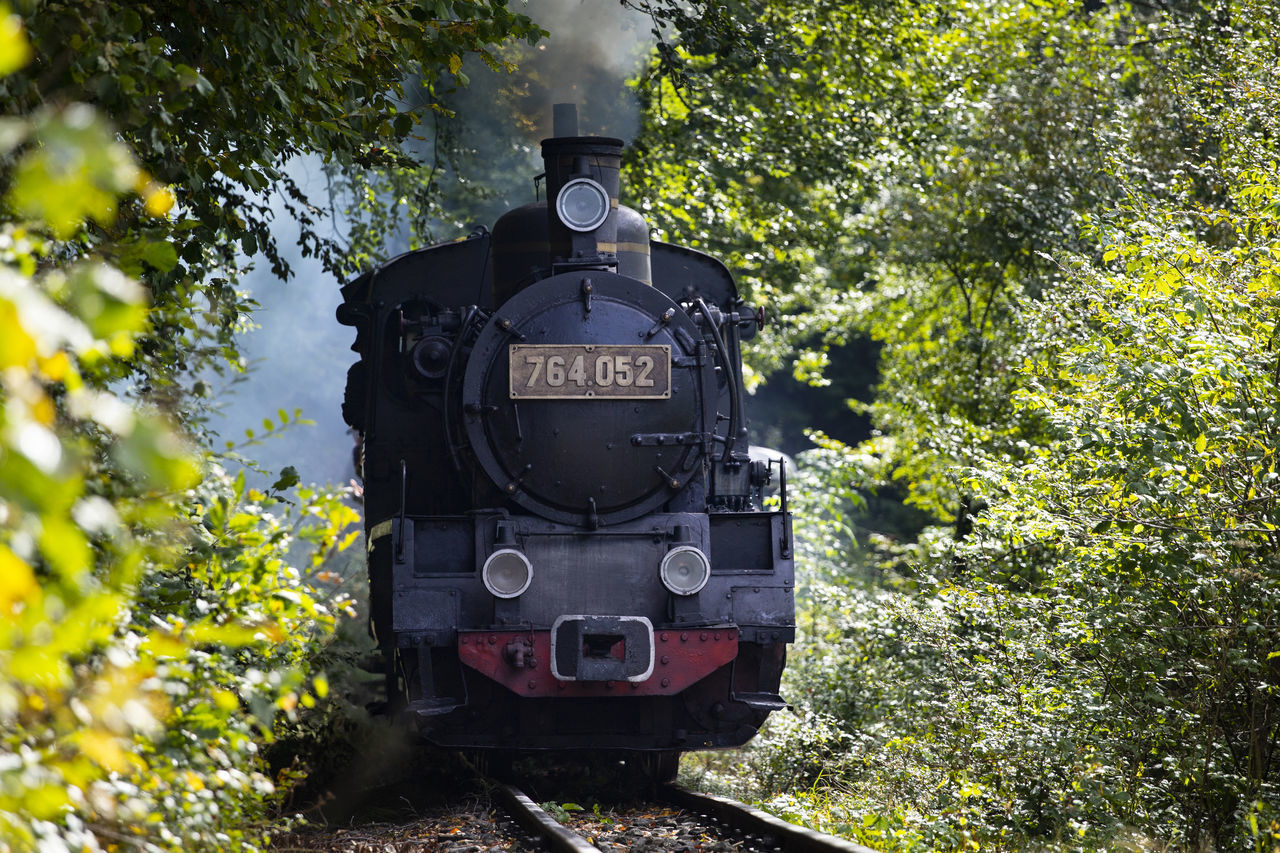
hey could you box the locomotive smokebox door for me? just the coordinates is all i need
[461,271,717,527]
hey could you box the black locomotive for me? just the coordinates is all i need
[338,106,794,774]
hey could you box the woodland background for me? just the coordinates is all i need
[1,1,1278,851]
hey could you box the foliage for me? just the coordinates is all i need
[0,8,379,850]
[0,0,542,396]
[958,178,1280,847]
[622,0,788,89]
[122,469,359,850]
[640,0,1280,850]
[629,0,1148,504]
[718,423,1280,850]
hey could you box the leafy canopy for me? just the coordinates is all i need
[1,0,542,394]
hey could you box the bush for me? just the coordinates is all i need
[0,17,361,848]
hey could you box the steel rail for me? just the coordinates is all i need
[662,785,883,853]
[492,783,600,853]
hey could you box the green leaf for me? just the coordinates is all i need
[8,106,139,237]
[142,239,179,272]
[271,465,300,492]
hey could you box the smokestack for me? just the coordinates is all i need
[541,134,622,268]
[490,101,650,307]
[553,103,579,138]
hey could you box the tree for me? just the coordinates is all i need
[959,11,1280,840]
[627,0,1141,519]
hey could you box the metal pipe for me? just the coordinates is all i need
[697,298,741,463]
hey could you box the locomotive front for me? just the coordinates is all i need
[339,106,794,771]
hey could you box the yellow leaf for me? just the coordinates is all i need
[39,516,91,579]
[108,331,135,357]
[1194,434,1207,453]
[143,184,175,217]
[9,645,71,689]
[0,300,37,368]
[188,622,255,645]
[142,632,188,660]
[0,545,39,613]
[0,7,32,76]
[212,689,240,711]
[448,53,462,74]
[21,784,70,820]
[32,392,55,425]
[38,350,71,382]
[76,730,135,774]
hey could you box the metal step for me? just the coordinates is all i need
[410,697,463,717]
[734,692,790,711]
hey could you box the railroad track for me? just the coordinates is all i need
[271,748,885,852]
[493,780,881,853]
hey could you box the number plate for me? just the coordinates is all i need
[509,344,671,399]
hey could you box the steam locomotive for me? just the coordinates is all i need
[338,106,793,776]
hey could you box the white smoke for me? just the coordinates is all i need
[519,0,653,140]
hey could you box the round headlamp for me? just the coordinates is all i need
[555,178,610,232]
[660,546,711,596]
[482,549,533,598]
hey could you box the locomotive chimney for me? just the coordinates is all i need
[541,104,623,270]
[489,103,651,307]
